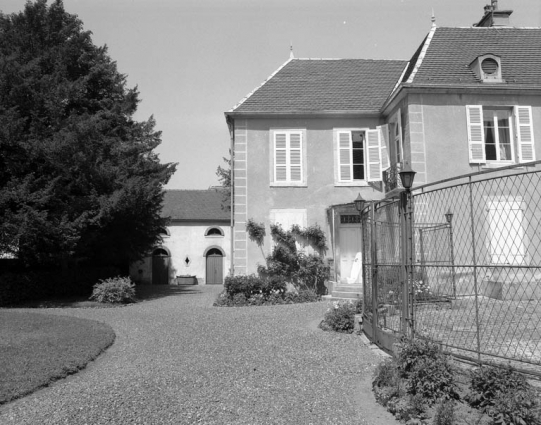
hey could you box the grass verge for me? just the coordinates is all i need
[0,311,115,405]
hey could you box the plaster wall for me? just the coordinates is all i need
[233,116,386,275]
[405,92,541,184]
[130,222,231,285]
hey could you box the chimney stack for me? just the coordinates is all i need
[475,0,512,27]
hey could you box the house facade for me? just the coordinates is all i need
[225,1,541,285]
[130,190,231,285]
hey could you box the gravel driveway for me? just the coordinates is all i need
[0,285,398,424]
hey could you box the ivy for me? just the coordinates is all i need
[259,223,330,294]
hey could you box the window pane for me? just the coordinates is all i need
[353,164,364,180]
[484,116,496,160]
[352,149,364,164]
[498,126,512,160]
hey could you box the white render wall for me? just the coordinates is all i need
[130,222,231,285]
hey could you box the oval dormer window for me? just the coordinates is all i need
[481,58,498,75]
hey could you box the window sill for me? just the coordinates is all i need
[481,162,517,169]
[334,181,370,187]
[205,235,224,238]
[270,183,307,188]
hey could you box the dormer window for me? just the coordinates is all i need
[470,54,504,83]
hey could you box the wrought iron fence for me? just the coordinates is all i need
[362,160,541,377]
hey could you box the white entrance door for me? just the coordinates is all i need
[339,226,363,283]
[487,199,525,265]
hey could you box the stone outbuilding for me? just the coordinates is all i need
[130,189,231,285]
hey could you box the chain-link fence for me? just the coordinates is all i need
[362,161,541,377]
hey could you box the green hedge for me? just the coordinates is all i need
[0,266,120,306]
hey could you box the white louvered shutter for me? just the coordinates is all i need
[514,106,536,163]
[379,124,390,171]
[289,132,302,181]
[366,129,382,182]
[466,105,486,163]
[274,133,288,181]
[338,131,352,182]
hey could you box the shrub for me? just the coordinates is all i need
[395,338,458,405]
[284,288,320,304]
[224,274,285,299]
[397,338,442,378]
[0,266,120,306]
[433,400,456,425]
[90,276,135,304]
[489,389,540,425]
[467,364,530,410]
[406,355,458,404]
[373,358,400,390]
[467,364,540,424]
[319,301,356,333]
[224,274,263,298]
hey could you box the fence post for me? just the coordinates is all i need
[370,202,379,332]
[399,190,414,337]
[469,178,482,363]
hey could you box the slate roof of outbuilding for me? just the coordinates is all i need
[230,58,408,114]
[403,27,541,86]
[162,190,230,222]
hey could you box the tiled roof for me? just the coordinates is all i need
[231,59,408,114]
[405,27,541,85]
[162,190,230,222]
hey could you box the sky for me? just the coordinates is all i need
[2,0,541,190]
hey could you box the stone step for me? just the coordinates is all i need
[333,285,363,293]
[331,290,362,299]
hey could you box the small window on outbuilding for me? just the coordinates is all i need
[205,227,224,237]
[158,227,170,237]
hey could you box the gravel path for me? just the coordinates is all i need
[0,285,398,424]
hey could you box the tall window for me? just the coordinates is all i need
[336,128,382,183]
[273,130,303,184]
[338,130,365,181]
[467,105,535,164]
[484,109,513,161]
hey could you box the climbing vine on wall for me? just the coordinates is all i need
[245,219,266,246]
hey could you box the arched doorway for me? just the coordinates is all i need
[152,248,170,285]
[206,248,223,284]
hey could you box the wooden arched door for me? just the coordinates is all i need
[152,248,170,285]
[206,248,223,284]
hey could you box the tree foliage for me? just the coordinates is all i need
[215,150,231,211]
[0,0,176,267]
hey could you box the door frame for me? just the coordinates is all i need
[204,246,225,284]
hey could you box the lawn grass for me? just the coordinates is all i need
[0,311,115,405]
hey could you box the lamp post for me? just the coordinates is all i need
[445,209,457,299]
[398,163,416,337]
[354,192,367,310]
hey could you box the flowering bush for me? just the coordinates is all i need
[90,276,135,304]
[412,279,432,301]
[215,277,320,307]
[319,301,356,333]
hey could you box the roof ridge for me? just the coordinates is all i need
[229,57,293,112]
[293,58,408,62]
[437,26,541,29]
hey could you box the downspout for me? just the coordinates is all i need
[226,115,235,277]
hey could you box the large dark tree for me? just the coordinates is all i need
[0,0,176,267]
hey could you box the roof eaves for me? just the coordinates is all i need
[228,57,294,112]
[406,25,438,84]
[385,62,410,107]
[226,109,381,115]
